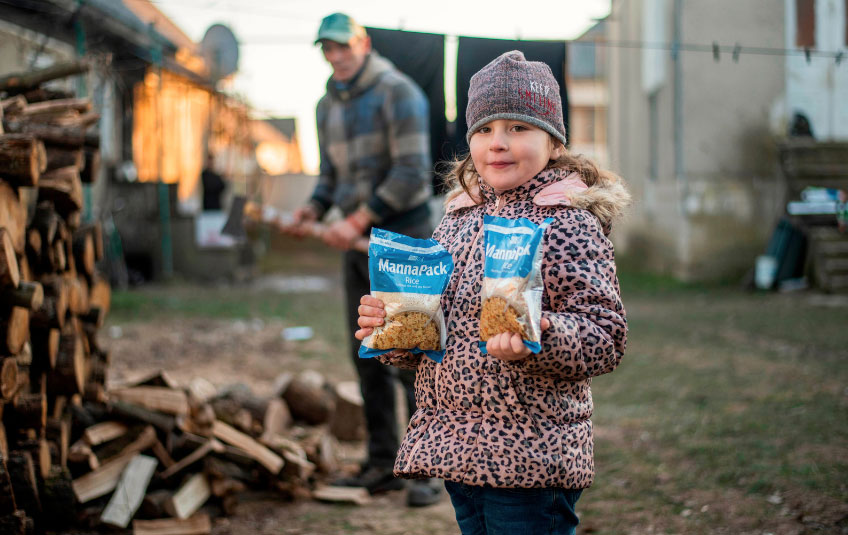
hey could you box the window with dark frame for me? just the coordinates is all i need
[796,0,816,48]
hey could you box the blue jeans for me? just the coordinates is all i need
[445,481,582,535]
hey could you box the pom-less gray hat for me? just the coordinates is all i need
[465,50,567,147]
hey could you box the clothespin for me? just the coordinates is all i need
[712,42,720,62]
[732,43,741,63]
[804,47,811,64]
[835,51,843,65]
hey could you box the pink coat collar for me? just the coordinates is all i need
[445,172,588,213]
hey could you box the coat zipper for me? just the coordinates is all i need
[404,194,505,473]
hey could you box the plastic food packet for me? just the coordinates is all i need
[479,215,553,354]
[359,228,454,363]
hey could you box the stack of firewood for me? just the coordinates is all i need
[0,60,112,534]
[1,60,370,535]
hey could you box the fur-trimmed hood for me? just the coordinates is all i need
[445,167,631,235]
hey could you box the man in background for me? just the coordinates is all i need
[287,12,440,507]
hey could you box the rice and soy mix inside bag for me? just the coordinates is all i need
[479,215,553,353]
[359,228,454,362]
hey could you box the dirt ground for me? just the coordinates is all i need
[102,266,848,535]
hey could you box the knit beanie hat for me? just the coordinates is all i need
[465,50,567,147]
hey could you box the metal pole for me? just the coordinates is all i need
[151,27,173,278]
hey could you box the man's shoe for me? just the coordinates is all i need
[333,465,405,495]
[407,478,443,507]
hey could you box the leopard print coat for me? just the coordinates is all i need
[377,167,629,489]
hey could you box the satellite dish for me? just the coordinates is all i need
[201,24,239,82]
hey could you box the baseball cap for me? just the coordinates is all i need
[314,12,367,44]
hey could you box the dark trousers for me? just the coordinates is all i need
[344,249,417,467]
[445,482,582,535]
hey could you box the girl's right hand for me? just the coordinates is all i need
[354,295,386,340]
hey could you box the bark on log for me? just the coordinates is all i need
[0,182,25,254]
[0,134,45,188]
[282,370,334,425]
[37,166,82,218]
[329,380,366,442]
[5,450,40,516]
[22,87,75,103]
[0,307,28,356]
[30,328,59,373]
[0,511,26,535]
[0,228,20,289]
[72,231,95,277]
[0,95,27,114]
[80,148,99,184]
[1,357,18,400]
[48,329,84,396]
[37,465,77,532]
[0,455,16,515]
[16,438,50,480]
[108,400,176,433]
[0,59,90,93]
[7,394,46,430]
[1,119,87,148]
[44,146,83,172]
[0,282,43,310]
[31,276,67,329]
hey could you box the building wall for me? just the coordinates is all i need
[609,0,788,280]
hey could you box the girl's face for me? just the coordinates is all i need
[469,119,562,194]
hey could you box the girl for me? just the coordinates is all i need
[356,51,630,534]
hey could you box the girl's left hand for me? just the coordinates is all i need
[486,317,550,361]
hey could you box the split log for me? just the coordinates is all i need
[0,95,27,114]
[0,455,16,515]
[45,416,70,469]
[282,370,334,425]
[65,275,89,315]
[0,282,43,310]
[0,228,20,289]
[99,454,157,528]
[71,425,156,503]
[1,357,18,400]
[82,421,127,446]
[1,119,88,148]
[0,182,25,254]
[19,97,91,118]
[133,513,211,535]
[312,485,371,506]
[72,230,95,277]
[16,438,50,480]
[38,466,77,531]
[0,58,91,93]
[151,440,175,468]
[68,439,98,471]
[259,398,292,441]
[0,307,28,356]
[45,146,83,172]
[0,134,45,187]
[158,438,223,480]
[329,380,366,442]
[37,166,82,218]
[164,473,211,520]
[31,276,68,329]
[108,400,176,433]
[5,450,41,516]
[108,386,188,416]
[211,420,284,474]
[80,148,99,184]
[48,329,84,396]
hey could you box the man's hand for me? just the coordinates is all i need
[323,218,363,250]
[486,317,551,361]
[283,205,318,238]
